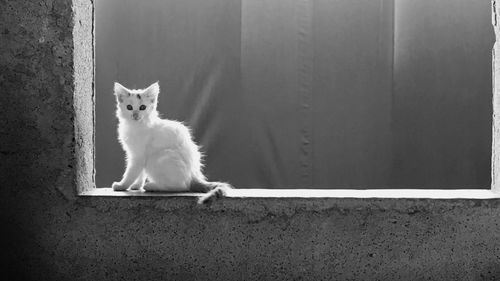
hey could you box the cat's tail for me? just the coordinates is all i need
[190,179,232,204]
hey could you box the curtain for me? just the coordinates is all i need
[96,0,493,189]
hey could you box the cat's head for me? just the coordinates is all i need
[114,81,159,122]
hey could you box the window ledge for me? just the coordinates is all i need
[82,188,500,199]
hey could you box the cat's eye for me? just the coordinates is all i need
[139,105,146,111]
[126,105,133,110]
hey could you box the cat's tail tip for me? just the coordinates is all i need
[193,181,233,204]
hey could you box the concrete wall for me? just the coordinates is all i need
[2,0,500,280]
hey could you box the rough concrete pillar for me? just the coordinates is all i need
[0,0,94,198]
[493,0,500,192]
[73,0,95,195]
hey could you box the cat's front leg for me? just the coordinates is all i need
[129,171,146,190]
[112,157,145,191]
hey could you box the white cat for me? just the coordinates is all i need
[111,81,231,203]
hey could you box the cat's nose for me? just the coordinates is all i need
[132,112,139,120]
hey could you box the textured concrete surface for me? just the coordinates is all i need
[73,0,95,195]
[2,0,500,280]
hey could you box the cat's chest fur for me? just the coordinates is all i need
[118,120,184,157]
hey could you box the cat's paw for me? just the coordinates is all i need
[129,182,143,191]
[112,182,128,191]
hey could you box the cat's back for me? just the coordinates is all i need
[150,118,193,147]
[152,118,189,134]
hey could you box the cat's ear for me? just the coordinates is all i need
[144,81,159,102]
[114,82,130,103]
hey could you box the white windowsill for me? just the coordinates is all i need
[82,188,500,199]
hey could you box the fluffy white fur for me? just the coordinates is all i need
[111,81,230,203]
